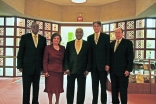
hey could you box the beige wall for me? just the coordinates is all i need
[2,0,25,14]
[100,0,136,22]
[136,0,156,15]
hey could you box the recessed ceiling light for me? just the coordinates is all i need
[71,0,86,3]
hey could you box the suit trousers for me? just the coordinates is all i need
[91,69,107,104]
[110,73,129,104]
[66,74,86,104]
[22,72,40,104]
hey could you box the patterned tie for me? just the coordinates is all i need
[95,34,98,44]
[114,40,119,52]
[34,35,38,47]
[76,40,80,54]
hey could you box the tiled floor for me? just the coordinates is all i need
[0,74,156,104]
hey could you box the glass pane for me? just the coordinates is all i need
[6,38,14,46]
[0,48,3,55]
[16,68,22,76]
[46,40,51,45]
[16,48,19,57]
[0,38,4,46]
[110,23,116,31]
[147,19,155,28]
[103,24,109,32]
[136,30,144,38]
[146,50,155,59]
[0,67,3,76]
[17,28,25,36]
[27,19,34,28]
[52,24,58,31]
[45,22,51,30]
[36,21,43,29]
[5,58,13,66]
[26,29,31,33]
[126,31,134,39]
[0,58,3,66]
[44,31,51,39]
[110,32,115,41]
[146,40,155,48]
[5,68,13,76]
[0,28,4,36]
[136,19,145,28]
[135,50,144,59]
[17,18,25,27]
[16,38,21,46]
[6,17,14,26]
[0,17,4,26]
[5,48,14,56]
[6,28,14,36]
[118,22,125,30]
[146,30,155,38]
[127,21,134,29]
[38,31,43,36]
[136,40,144,48]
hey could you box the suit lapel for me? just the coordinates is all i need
[115,39,123,52]
[37,35,41,48]
[29,33,36,47]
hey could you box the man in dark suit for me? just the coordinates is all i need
[64,28,91,104]
[17,22,47,104]
[110,27,133,104]
[87,21,110,104]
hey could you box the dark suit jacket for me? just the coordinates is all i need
[64,40,91,74]
[110,38,134,76]
[17,33,47,74]
[87,32,110,71]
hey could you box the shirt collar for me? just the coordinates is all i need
[116,38,122,42]
[75,39,82,42]
[32,32,38,37]
[94,32,100,36]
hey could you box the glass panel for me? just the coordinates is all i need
[0,58,3,66]
[146,50,155,59]
[17,18,25,27]
[52,24,58,31]
[146,40,155,48]
[136,40,144,48]
[126,31,134,39]
[136,19,145,28]
[5,48,14,56]
[0,48,3,55]
[6,38,14,46]
[16,68,22,76]
[118,22,125,30]
[6,17,14,26]
[45,22,51,30]
[0,28,4,36]
[17,28,25,36]
[44,31,51,39]
[5,68,13,76]
[135,50,144,59]
[127,21,134,29]
[0,38,4,46]
[27,19,34,28]
[0,17,4,26]
[0,67,3,76]
[36,21,43,29]
[146,30,155,38]
[5,58,13,66]
[6,28,14,36]
[110,23,116,31]
[103,24,109,32]
[38,31,43,36]
[16,38,21,46]
[46,40,51,45]
[110,32,115,41]
[16,48,19,57]
[136,30,144,38]
[26,29,31,33]
[147,19,155,28]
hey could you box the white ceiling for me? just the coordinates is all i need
[43,0,119,5]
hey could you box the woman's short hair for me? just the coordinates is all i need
[51,33,62,43]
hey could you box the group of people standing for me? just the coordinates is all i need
[17,21,133,104]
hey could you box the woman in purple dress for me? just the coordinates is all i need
[43,33,65,104]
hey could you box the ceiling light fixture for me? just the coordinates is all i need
[71,0,86,3]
